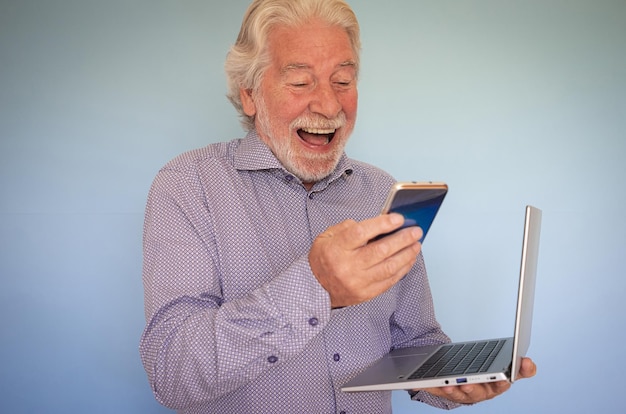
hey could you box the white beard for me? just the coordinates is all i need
[253,92,351,184]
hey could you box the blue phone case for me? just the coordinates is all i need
[380,183,447,243]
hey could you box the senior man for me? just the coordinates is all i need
[139,0,536,413]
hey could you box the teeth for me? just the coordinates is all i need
[301,127,336,134]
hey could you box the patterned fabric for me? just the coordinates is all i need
[140,131,458,413]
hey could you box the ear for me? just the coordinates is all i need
[240,88,257,117]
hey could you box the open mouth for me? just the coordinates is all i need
[297,127,337,147]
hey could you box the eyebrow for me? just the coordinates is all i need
[280,60,357,74]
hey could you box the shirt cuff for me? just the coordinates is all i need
[265,255,331,329]
[410,390,465,410]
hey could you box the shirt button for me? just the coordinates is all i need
[333,353,340,362]
[308,193,314,199]
[267,355,278,364]
[285,174,294,182]
[308,317,319,326]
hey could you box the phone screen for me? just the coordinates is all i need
[380,183,447,243]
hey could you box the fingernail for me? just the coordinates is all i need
[390,213,404,225]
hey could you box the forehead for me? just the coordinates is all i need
[265,20,356,71]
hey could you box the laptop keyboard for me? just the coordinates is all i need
[407,340,506,379]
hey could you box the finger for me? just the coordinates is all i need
[469,381,510,400]
[423,386,475,404]
[338,213,406,249]
[518,357,537,379]
[360,226,422,270]
[360,249,418,295]
[421,380,510,404]
[317,219,359,242]
[339,238,420,303]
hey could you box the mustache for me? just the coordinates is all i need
[290,112,346,131]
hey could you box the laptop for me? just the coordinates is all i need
[342,205,542,392]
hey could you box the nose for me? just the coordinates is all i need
[309,82,342,119]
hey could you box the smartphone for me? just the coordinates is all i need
[378,182,448,243]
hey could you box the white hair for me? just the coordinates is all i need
[224,0,361,130]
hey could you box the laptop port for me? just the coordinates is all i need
[456,378,467,384]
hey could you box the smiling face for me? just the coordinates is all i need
[240,19,358,188]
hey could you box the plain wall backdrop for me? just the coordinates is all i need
[1,0,624,413]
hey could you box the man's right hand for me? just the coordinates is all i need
[308,213,423,308]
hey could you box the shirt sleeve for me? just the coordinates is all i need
[139,167,331,410]
[388,254,463,410]
[410,390,464,410]
[389,253,451,349]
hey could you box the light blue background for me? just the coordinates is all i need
[1,1,624,413]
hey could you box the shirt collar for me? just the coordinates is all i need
[233,130,283,171]
[233,130,355,188]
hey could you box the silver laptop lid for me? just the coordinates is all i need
[511,205,542,382]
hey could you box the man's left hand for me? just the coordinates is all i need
[416,357,537,405]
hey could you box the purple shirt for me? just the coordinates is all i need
[140,131,457,413]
